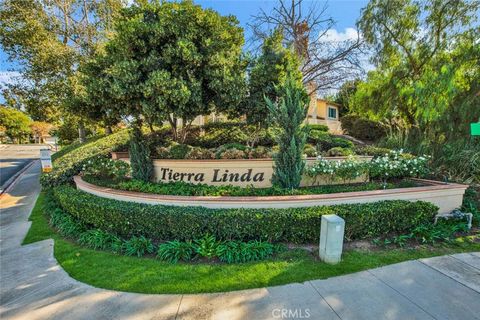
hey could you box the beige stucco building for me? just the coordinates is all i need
[306,98,342,134]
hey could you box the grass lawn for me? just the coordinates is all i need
[23,192,480,294]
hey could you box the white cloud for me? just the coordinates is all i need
[320,27,360,42]
[0,71,20,86]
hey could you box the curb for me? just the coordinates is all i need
[0,160,37,197]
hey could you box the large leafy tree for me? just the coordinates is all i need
[82,1,247,142]
[231,28,304,146]
[354,0,480,141]
[0,0,125,141]
[0,106,32,143]
[333,79,361,116]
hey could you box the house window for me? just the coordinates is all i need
[328,107,337,119]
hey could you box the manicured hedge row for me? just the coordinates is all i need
[53,185,438,243]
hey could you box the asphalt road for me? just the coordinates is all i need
[0,144,47,188]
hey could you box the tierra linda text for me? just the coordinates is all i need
[159,168,265,183]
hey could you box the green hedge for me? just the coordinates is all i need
[41,130,130,187]
[54,185,438,243]
[307,130,354,151]
[340,115,386,142]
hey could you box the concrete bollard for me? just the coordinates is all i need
[319,214,345,264]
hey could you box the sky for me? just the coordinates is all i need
[0,0,369,102]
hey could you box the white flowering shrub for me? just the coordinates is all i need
[82,156,130,179]
[369,150,429,181]
[306,150,429,184]
[305,155,368,183]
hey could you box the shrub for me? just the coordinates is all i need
[194,234,219,259]
[307,151,429,183]
[168,144,192,159]
[340,115,386,141]
[219,148,246,159]
[82,156,130,179]
[331,137,354,149]
[49,207,86,238]
[129,127,153,182]
[216,240,274,263]
[194,123,249,148]
[410,222,468,244]
[326,147,353,157]
[54,185,438,243]
[41,129,130,187]
[189,122,276,148]
[157,240,196,263]
[255,127,276,147]
[308,131,353,151]
[305,156,368,184]
[123,235,155,257]
[462,187,479,227]
[246,146,271,159]
[303,144,317,157]
[434,140,480,184]
[154,146,171,159]
[307,124,329,132]
[214,143,247,159]
[379,220,470,247]
[308,130,330,145]
[185,147,215,160]
[369,150,429,181]
[354,145,392,158]
[78,229,123,251]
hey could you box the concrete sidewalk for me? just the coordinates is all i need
[1,163,479,320]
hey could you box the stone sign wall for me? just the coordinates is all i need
[111,153,372,187]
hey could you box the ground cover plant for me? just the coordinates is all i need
[32,192,284,264]
[23,192,480,294]
[142,121,356,160]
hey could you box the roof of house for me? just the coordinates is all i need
[316,98,342,108]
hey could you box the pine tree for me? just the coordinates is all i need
[266,73,309,189]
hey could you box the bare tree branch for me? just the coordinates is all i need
[249,0,365,94]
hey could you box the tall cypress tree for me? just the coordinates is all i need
[266,73,309,189]
[129,124,153,182]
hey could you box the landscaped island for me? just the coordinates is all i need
[23,0,477,295]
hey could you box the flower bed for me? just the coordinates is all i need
[82,175,418,196]
[78,149,466,212]
[74,175,467,213]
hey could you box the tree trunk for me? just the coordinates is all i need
[179,118,193,143]
[78,122,87,143]
[168,115,178,141]
[248,124,262,148]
